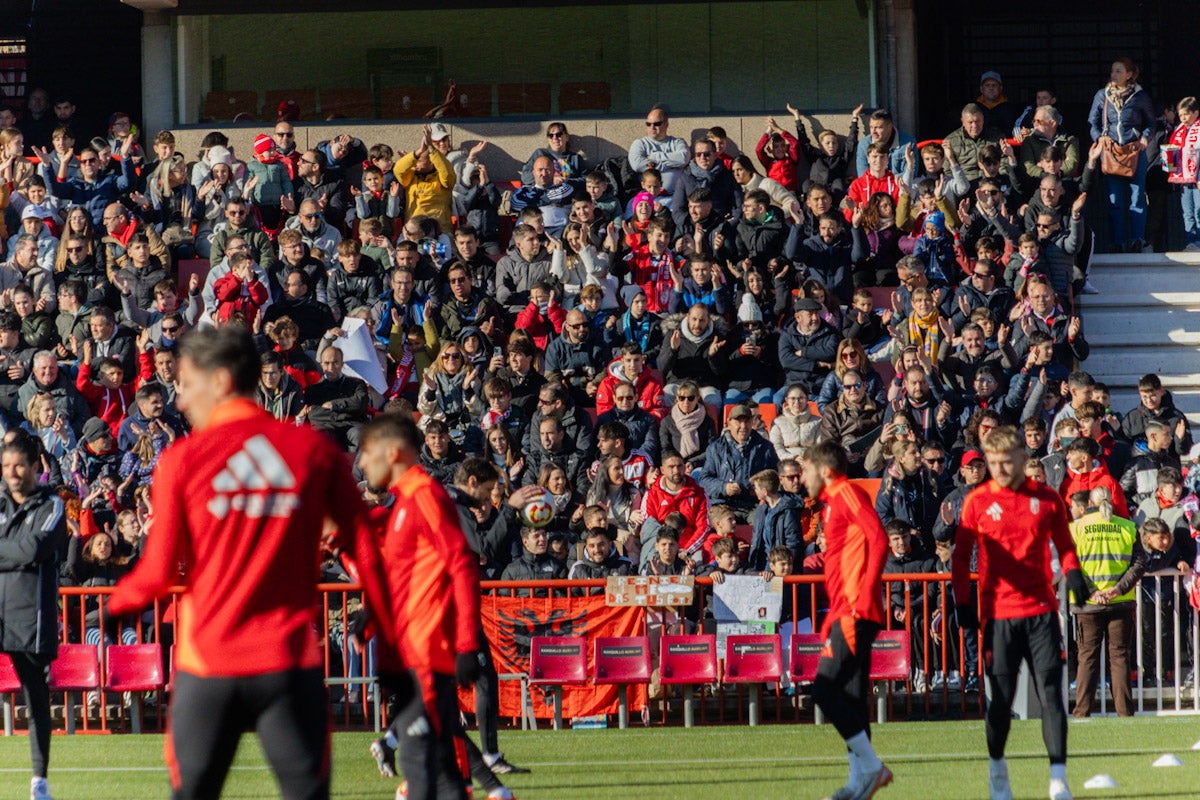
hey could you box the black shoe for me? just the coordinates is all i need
[370,738,396,777]
[488,754,530,775]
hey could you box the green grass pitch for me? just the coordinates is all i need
[1,716,1197,799]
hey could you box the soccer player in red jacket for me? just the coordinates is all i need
[801,441,892,800]
[952,426,1090,800]
[108,326,396,800]
[357,414,515,800]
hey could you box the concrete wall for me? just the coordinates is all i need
[194,1,870,121]
[169,113,860,183]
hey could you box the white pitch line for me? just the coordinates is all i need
[0,746,1178,774]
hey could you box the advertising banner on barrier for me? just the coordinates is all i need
[461,593,647,720]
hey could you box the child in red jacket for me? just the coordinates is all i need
[75,330,155,436]
[756,117,802,192]
[513,281,564,350]
[213,252,269,326]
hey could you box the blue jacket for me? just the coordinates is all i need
[1088,86,1157,146]
[777,319,841,392]
[748,492,804,569]
[696,430,779,511]
[875,465,941,541]
[856,128,916,176]
[42,158,136,227]
[911,234,957,283]
[797,234,853,304]
[669,276,730,316]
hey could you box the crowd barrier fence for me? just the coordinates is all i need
[0,573,1194,736]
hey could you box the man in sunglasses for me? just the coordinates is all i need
[208,199,275,271]
[629,105,690,195]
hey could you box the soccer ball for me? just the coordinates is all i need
[519,487,557,528]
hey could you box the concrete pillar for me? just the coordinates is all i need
[892,0,918,134]
[175,15,209,126]
[140,11,174,134]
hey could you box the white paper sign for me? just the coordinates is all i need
[711,575,783,623]
[333,317,387,394]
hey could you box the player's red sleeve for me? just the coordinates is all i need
[951,501,978,606]
[324,451,398,655]
[108,450,192,616]
[849,493,888,621]
[415,489,481,655]
[1047,493,1081,575]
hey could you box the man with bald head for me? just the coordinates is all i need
[282,198,342,263]
[544,308,606,406]
[629,105,690,195]
[510,155,574,237]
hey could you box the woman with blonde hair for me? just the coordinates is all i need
[816,338,885,412]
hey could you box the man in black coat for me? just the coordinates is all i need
[671,140,741,228]
[0,435,67,800]
[302,346,368,450]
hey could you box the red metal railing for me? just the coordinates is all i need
[5,573,1192,736]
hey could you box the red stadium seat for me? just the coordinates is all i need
[380,86,436,120]
[176,258,210,291]
[0,653,20,736]
[498,83,551,116]
[558,82,611,113]
[203,90,258,122]
[320,88,375,119]
[869,630,911,681]
[723,634,781,726]
[262,88,317,122]
[592,636,651,729]
[850,478,883,503]
[660,635,717,727]
[105,644,164,733]
[49,644,101,735]
[757,403,779,431]
[528,636,586,730]
[788,633,824,683]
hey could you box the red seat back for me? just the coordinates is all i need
[380,86,436,120]
[723,634,782,683]
[528,636,587,685]
[0,653,21,693]
[592,636,651,685]
[757,403,779,430]
[177,258,210,291]
[869,630,911,681]
[789,633,824,682]
[558,82,611,113]
[104,644,164,692]
[659,635,717,684]
[48,644,100,691]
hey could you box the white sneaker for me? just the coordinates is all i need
[989,759,1012,800]
[1048,778,1073,800]
[947,671,962,689]
[1079,280,1100,294]
[848,762,892,800]
[31,777,52,800]
[911,672,926,693]
[487,789,515,800]
[931,671,945,690]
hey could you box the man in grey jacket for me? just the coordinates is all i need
[0,434,67,800]
[628,106,690,195]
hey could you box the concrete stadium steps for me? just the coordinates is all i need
[1079,253,1200,423]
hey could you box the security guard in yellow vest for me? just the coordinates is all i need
[1068,486,1145,717]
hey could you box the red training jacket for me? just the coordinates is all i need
[108,399,395,677]
[953,477,1081,622]
[818,475,888,639]
[381,464,480,676]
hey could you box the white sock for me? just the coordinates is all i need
[384,731,399,750]
[1050,763,1066,782]
[990,757,1008,777]
[845,731,882,773]
[847,748,862,783]
[484,752,499,765]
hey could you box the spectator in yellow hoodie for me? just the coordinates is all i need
[393,123,456,231]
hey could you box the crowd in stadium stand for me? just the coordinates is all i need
[2,58,1198,709]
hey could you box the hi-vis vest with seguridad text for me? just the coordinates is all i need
[1069,511,1138,604]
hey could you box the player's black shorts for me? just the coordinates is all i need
[983,612,1065,676]
[169,668,329,800]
